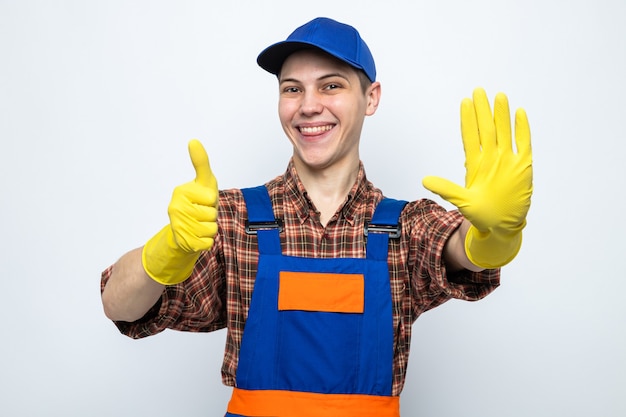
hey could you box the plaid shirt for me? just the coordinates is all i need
[101,160,500,395]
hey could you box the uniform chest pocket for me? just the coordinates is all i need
[278,271,364,313]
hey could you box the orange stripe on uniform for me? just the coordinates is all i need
[227,388,400,417]
[278,271,364,313]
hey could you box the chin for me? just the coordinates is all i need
[294,153,332,170]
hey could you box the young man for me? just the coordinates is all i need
[101,17,532,417]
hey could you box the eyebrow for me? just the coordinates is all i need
[279,72,351,85]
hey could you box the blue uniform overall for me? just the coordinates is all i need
[225,186,407,417]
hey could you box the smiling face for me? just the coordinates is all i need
[278,49,381,175]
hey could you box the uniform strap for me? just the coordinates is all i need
[241,186,282,255]
[366,198,408,261]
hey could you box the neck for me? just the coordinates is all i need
[294,159,360,226]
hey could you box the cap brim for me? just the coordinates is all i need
[257,41,363,77]
[257,41,319,76]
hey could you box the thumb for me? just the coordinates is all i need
[188,139,217,188]
[422,175,468,208]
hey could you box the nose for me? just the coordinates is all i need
[299,90,324,116]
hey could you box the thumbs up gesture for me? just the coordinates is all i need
[168,139,219,253]
[142,140,219,285]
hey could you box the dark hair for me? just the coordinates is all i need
[355,69,373,95]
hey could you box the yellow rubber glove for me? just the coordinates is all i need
[142,139,219,285]
[422,87,533,269]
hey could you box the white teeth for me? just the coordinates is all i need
[300,125,333,134]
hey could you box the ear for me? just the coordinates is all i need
[365,81,382,116]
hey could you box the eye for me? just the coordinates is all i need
[282,86,301,94]
[324,83,341,91]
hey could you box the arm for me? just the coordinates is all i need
[102,247,165,322]
[443,219,484,273]
[101,140,218,322]
[424,88,533,270]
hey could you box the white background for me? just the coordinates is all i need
[1,1,625,416]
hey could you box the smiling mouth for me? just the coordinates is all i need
[299,125,334,135]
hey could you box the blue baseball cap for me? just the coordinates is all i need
[257,17,376,82]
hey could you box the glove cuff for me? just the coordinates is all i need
[142,225,200,285]
[464,222,525,269]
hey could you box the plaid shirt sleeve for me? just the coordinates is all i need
[402,198,500,316]
[99,252,228,338]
